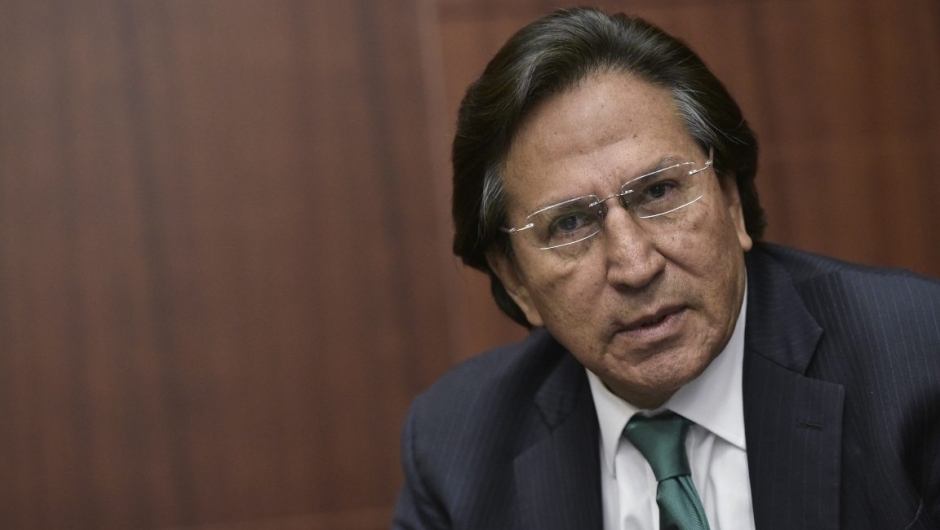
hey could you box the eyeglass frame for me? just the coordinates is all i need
[500,147,715,251]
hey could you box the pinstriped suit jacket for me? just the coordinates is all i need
[393,243,940,529]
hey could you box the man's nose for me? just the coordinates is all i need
[602,206,666,289]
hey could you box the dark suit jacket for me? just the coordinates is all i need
[393,243,940,529]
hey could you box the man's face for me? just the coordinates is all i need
[489,72,752,408]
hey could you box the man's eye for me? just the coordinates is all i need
[643,181,678,200]
[549,211,590,234]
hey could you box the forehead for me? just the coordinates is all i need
[502,72,698,210]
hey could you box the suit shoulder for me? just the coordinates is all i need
[754,243,940,383]
[397,329,579,511]
[757,242,940,308]
[410,328,566,423]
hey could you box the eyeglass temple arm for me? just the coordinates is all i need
[501,223,534,234]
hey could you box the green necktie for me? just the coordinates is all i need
[623,412,710,530]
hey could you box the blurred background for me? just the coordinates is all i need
[0,0,937,529]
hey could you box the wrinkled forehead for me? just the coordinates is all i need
[500,72,701,214]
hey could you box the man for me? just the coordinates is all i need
[394,7,940,530]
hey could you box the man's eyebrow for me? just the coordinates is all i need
[633,155,685,176]
[526,193,591,216]
[521,154,688,213]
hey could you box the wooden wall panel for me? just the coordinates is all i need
[0,0,451,529]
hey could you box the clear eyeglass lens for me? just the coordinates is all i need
[626,163,698,218]
[529,162,703,250]
[526,195,604,250]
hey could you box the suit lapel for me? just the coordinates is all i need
[743,249,845,530]
[514,349,603,530]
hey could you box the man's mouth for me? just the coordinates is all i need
[637,313,670,328]
[612,307,688,345]
[623,306,683,331]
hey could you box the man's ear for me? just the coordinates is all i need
[486,250,545,327]
[718,174,753,252]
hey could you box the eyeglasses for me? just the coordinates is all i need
[501,148,714,251]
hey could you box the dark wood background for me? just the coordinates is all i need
[0,0,936,529]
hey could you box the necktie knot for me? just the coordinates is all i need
[624,412,692,481]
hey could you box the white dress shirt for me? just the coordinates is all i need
[587,290,755,530]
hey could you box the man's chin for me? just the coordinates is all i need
[597,347,715,406]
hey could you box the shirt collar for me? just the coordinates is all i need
[587,285,749,477]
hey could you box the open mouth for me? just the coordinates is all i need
[619,307,685,337]
[638,313,669,328]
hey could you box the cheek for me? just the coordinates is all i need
[654,211,715,256]
[686,207,749,311]
[521,258,606,322]
[687,195,745,247]
[656,202,747,285]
